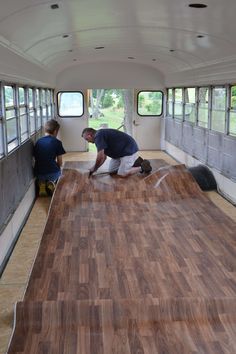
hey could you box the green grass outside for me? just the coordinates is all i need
[88,108,124,151]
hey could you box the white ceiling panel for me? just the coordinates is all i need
[0,0,236,77]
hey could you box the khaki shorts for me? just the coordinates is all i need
[109,153,138,176]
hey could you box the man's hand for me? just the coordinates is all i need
[88,167,96,177]
[88,150,107,177]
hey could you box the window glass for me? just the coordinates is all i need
[174,88,183,119]
[229,85,236,136]
[35,89,42,129]
[184,88,196,123]
[6,118,18,152]
[46,89,51,105]
[137,91,163,116]
[58,91,84,116]
[28,88,35,134]
[0,126,3,158]
[28,88,34,108]
[40,89,48,123]
[167,89,173,116]
[19,87,25,105]
[41,89,46,106]
[36,109,42,129]
[50,90,54,105]
[4,86,14,107]
[198,87,209,128]
[30,110,36,133]
[48,105,52,117]
[42,107,47,125]
[0,107,3,158]
[211,87,226,133]
[20,114,28,142]
[35,89,40,106]
[18,87,28,142]
[49,89,54,119]
[6,109,16,119]
[4,85,18,151]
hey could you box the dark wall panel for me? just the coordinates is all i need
[0,140,34,232]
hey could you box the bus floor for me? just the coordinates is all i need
[0,150,235,354]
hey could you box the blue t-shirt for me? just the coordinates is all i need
[94,129,138,159]
[34,135,66,175]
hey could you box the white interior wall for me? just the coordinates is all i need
[56,61,165,151]
[56,61,164,90]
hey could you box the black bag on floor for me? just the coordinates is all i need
[188,165,217,191]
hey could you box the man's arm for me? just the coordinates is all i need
[56,155,63,167]
[90,149,107,175]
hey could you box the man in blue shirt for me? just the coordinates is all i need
[34,119,66,195]
[82,128,152,177]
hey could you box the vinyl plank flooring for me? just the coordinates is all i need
[7,159,236,353]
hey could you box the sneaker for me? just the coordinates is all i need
[46,180,56,196]
[141,159,152,173]
[133,156,144,167]
[37,181,47,197]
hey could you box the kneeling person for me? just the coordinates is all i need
[81,128,151,177]
[34,119,66,195]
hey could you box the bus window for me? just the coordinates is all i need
[28,88,36,135]
[174,88,183,120]
[198,87,209,128]
[18,87,28,142]
[167,88,173,117]
[184,88,196,123]
[4,85,18,152]
[211,86,226,133]
[137,91,163,116]
[229,85,236,136]
[57,91,84,117]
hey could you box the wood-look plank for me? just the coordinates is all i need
[8,299,236,354]
[7,160,236,353]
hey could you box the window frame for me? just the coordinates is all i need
[57,91,84,118]
[137,90,163,117]
[228,84,236,137]
[184,87,196,124]
[211,85,227,134]
[0,81,5,159]
[197,86,210,129]
[173,88,184,121]
[17,86,29,143]
[167,88,174,118]
[4,84,19,153]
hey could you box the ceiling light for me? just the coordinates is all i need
[188,3,207,8]
[50,4,59,10]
